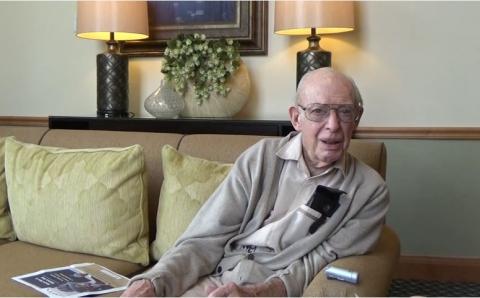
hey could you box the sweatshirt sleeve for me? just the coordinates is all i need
[268,182,390,297]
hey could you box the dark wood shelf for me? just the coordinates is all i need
[48,116,295,137]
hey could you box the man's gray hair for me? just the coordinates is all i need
[349,78,363,109]
[295,68,363,109]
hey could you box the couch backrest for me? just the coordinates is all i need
[349,139,387,179]
[0,126,48,144]
[178,134,267,163]
[0,126,387,243]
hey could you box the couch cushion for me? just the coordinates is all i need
[0,241,144,297]
[0,126,49,242]
[40,129,183,241]
[4,138,149,265]
[0,138,15,240]
[151,145,232,260]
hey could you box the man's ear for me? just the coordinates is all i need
[354,107,364,127]
[289,106,302,131]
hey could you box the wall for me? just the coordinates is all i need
[385,139,480,257]
[0,1,480,257]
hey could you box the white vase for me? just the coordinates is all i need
[180,61,251,118]
[144,80,185,119]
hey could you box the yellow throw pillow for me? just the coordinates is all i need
[151,145,232,260]
[4,138,149,265]
[0,137,15,240]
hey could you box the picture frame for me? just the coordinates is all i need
[119,1,268,57]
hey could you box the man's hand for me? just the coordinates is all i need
[121,279,156,297]
[207,282,256,297]
[207,278,286,297]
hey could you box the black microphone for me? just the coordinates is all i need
[307,185,344,234]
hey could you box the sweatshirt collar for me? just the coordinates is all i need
[276,132,348,177]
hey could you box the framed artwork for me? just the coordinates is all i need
[119,1,268,57]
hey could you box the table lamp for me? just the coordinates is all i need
[76,1,149,118]
[274,1,354,86]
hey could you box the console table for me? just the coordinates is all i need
[48,116,295,137]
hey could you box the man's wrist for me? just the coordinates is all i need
[121,278,156,297]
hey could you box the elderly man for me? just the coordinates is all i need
[122,68,389,297]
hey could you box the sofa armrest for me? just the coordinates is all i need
[303,225,400,297]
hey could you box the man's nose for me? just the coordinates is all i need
[325,109,341,130]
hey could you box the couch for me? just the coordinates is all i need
[0,124,400,297]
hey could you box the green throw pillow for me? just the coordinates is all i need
[0,137,15,240]
[4,138,149,265]
[151,145,232,260]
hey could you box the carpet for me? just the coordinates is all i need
[389,279,480,297]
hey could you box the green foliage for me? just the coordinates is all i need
[161,33,241,105]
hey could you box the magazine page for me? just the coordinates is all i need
[12,263,130,297]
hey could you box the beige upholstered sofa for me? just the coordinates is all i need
[0,124,400,297]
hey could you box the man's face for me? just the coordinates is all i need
[289,71,362,173]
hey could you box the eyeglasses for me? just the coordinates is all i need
[297,103,358,123]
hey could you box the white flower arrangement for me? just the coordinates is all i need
[161,33,241,105]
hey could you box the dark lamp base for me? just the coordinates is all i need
[96,52,129,118]
[296,49,331,87]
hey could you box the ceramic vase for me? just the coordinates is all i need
[144,80,185,119]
